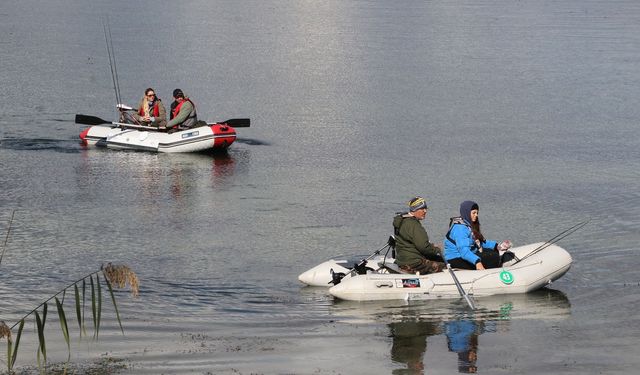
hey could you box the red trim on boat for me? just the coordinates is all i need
[79,127,90,144]
[210,124,237,149]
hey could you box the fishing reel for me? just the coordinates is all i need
[353,259,370,275]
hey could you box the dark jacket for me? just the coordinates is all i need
[393,214,442,267]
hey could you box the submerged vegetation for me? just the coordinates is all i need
[1,211,140,374]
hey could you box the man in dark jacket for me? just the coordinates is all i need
[393,196,445,274]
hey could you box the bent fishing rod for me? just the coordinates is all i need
[513,218,591,264]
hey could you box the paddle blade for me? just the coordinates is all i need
[222,118,250,128]
[75,114,109,126]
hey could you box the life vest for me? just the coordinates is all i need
[445,217,470,246]
[171,98,197,128]
[139,101,160,117]
[446,216,485,251]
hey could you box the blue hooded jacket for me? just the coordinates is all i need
[443,200,497,265]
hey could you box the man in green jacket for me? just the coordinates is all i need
[393,196,445,274]
[167,88,198,131]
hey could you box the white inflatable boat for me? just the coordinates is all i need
[75,113,249,153]
[328,242,572,302]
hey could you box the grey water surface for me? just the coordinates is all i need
[1,0,640,374]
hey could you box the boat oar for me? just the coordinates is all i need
[75,114,251,128]
[446,263,476,310]
[75,115,162,131]
[220,118,250,128]
[75,114,114,126]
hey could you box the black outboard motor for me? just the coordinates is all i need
[329,268,347,285]
[329,258,371,285]
[353,259,369,275]
[329,236,398,285]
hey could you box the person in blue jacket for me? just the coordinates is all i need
[443,200,511,270]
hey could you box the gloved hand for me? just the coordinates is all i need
[498,240,512,251]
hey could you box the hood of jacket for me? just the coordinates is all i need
[459,200,479,225]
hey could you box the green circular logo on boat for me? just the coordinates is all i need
[499,270,514,284]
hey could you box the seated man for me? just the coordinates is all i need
[166,88,198,132]
[393,196,445,275]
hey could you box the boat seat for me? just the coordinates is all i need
[378,262,414,274]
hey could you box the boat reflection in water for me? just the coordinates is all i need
[331,289,571,374]
[77,147,251,199]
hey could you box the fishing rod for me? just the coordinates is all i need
[513,218,590,264]
[0,209,16,266]
[329,236,395,285]
[348,236,395,274]
[103,18,121,108]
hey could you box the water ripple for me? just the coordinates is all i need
[0,137,81,153]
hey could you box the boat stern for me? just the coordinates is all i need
[298,260,350,287]
[210,124,237,149]
[79,125,114,146]
[79,127,91,144]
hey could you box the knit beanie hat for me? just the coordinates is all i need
[408,196,428,211]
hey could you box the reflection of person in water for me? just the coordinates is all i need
[445,319,482,373]
[386,291,569,374]
[389,320,441,374]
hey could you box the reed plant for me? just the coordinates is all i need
[0,263,139,373]
[1,211,141,373]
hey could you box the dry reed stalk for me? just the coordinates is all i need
[0,321,11,340]
[102,263,140,297]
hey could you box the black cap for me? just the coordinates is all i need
[173,89,184,98]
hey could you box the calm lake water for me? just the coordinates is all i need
[1,0,640,374]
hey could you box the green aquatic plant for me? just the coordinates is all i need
[0,263,139,373]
